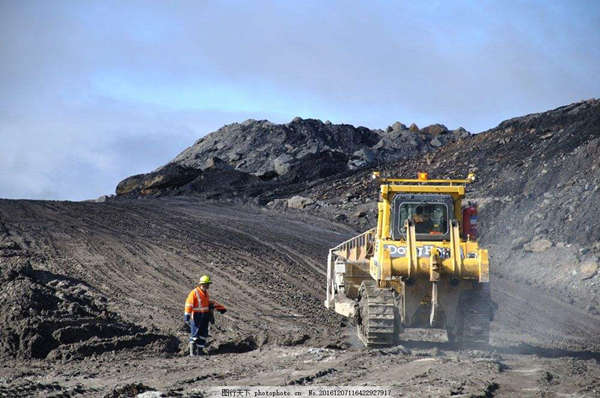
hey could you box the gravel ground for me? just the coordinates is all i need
[1,198,599,396]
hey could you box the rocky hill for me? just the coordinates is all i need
[303,99,600,243]
[116,118,468,200]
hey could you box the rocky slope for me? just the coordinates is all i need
[297,99,600,314]
[0,199,354,361]
[303,99,600,244]
[116,118,468,199]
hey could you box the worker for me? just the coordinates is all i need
[413,205,433,234]
[184,275,227,356]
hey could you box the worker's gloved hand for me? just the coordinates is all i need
[184,314,191,325]
[218,309,227,314]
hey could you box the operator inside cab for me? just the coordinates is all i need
[394,200,450,239]
[413,205,433,233]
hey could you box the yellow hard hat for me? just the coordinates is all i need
[199,275,212,285]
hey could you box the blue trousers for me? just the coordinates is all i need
[188,312,210,347]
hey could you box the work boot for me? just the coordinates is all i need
[196,346,208,359]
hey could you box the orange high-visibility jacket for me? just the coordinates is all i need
[184,287,226,315]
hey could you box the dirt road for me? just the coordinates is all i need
[0,198,599,396]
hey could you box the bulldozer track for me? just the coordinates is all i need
[459,282,492,348]
[357,281,397,348]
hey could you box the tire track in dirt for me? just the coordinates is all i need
[3,198,600,354]
[0,198,351,346]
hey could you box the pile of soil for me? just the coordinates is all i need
[0,231,178,360]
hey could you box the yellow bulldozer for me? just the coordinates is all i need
[325,172,491,348]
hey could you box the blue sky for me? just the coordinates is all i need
[1,0,599,200]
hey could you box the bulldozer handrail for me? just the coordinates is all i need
[329,227,376,253]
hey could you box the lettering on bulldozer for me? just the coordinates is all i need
[325,172,492,348]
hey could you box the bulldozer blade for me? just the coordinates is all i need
[334,296,356,318]
[399,328,448,343]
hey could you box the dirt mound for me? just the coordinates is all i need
[208,335,260,355]
[103,383,155,398]
[0,253,178,360]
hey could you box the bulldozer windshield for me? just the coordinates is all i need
[390,194,454,241]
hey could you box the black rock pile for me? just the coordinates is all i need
[116,117,468,200]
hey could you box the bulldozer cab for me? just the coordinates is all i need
[391,194,454,241]
[374,172,474,244]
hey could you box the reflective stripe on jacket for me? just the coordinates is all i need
[184,287,226,315]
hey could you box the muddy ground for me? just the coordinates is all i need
[0,198,599,397]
